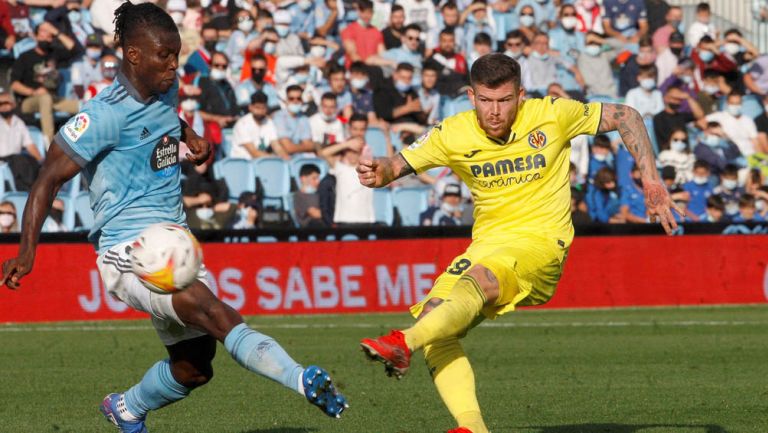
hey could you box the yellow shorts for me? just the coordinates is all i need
[410,234,570,320]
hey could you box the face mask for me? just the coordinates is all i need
[0,110,12,118]
[394,80,411,93]
[704,134,720,146]
[680,75,693,85]
[530,51,549,61]
[238,207,250,222]
[699,50,715,63]
[593,153,607,162]
[561,17,578,30]
[181,99,199,112]
[86,48,101,60]
[639,78,655,90]
[441,202,460,214]
[103,67,118,79]
[170,11,185,25]
[238,19,254,33]
[276,26,290,38]
[725,203,739,215]
[350,77,368,89]
[756,200,767,212]
[210,68,227,81]
[669,19,681,28]
[670,47,683,56]
[693,175,708,185]
[203,40,217,52]
[0,214,13,228]
[310,45,326,58]
[671,139,687,152]
[68,10,81,23]
[252,70,265,83]
[287,103,302,114]
[323,113,336,122]
[724,42,741,56]
[703,84,719,95]
[263,42,276,54]
[298,0,312,11]
[584,45,601,57]
[520,15,535,28]
[303,185,317,194]
[293,73,309,84]
[722,179,738,190]
[727,104,742,117]
[200,0,211,8]
[195,207,214,221]
[504,49,522,59]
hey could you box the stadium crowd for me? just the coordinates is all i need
[0,0,768,232]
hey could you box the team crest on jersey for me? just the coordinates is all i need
[528,130,547,150]
[151,135,180,178]
[63,113,90,142]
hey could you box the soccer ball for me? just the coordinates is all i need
[130,223,203,294]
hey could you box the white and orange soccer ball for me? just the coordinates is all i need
[130,223,203,294]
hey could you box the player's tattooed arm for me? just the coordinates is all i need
[357,152,414,188]
[597,103,684,234]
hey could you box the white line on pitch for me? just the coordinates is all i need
[0,320,766,333]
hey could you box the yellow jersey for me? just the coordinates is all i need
[400,96,602,246]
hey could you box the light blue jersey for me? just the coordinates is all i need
[54,72,185,254]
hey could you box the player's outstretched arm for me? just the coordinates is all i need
[357,152,415,188]
[597,103,685,234]
[0,142,80,289]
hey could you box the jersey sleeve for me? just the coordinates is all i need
[551,97,602,141]
[399,123,450,173]
[53,100,119,167]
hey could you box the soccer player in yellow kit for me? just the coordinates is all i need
[357,54,684,433]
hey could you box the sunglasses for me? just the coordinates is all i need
[237,16,252,22]
[287,96,302,102]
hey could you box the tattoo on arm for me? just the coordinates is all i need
[483,267,498,285]
[395,153,415,178]
[598,103,656,179]
[377,153,415,186]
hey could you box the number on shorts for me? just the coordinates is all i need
[447,258,472,275]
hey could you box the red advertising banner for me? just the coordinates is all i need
[0,235,766,323]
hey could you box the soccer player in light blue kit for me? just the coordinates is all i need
[0,2,347,432]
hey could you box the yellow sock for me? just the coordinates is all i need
[424,338,489,433]
[404,276,486,351]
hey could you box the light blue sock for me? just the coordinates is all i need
[224,323,303,394]
[123,359,190,419]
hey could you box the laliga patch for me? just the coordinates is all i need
[63,113,90,142]
[151,135,180,178]
[409,123,441,150]
[528,130,547,150]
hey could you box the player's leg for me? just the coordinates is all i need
[171,280,347,417]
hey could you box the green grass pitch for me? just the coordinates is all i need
[1,305,767,433]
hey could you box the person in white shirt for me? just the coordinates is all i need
[310,92,346,148]
[658,127,695,184]
[686,2,717,46]
[625,65,664,119]
[702,92,759,157]
[319,113,374,225]
[231,91,281,159]
[0,93,43,162]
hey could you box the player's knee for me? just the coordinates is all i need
[172,362,214,389]
[417,298,444,320]
[465,265,500,305]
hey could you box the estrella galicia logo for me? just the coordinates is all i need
[528,130,547,150]
[151,135,180,177]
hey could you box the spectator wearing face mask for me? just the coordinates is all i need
[341,0,385,69]
[310,92,345,149]
[578,32,616,99]
[230,191,261,230]
[0,92,43,163]
[0,201,18,233]
[714,164,744,218]
[420,183,463,226]
[702,92,760,158]
[699,194,725,222]
[70,34,103,99]
[42,198,69,232]
[697,69,732,115]
[418,65,440,125]
[314,64,353,120]
[744,54,768,96]
[294,164,324,228]
[659,59,698,113]
[516,4,540,45]
[601,0,648,52]
[754,186,768,220]
[658,128,694,184]
[183,162,234,230]
[586,167,623,223]
[198,52,239,142]
[693,121,743,177]
[691,36,738,91]
[179,95,205,140]
[225,9,257,78]
[652,84,704,148]
[231,91,280,159]
[655,31,686,85]
[527,33,583,98]
[683,160,715,217]
[652,6,682,54]
[620,165,648,223]
[587,134,614,183]
[625,65,664,120]
[367,23,424,81]
[732,193,765,222]
[462,1,495,57]
[236,54,280,112]
[185,24,218,77]
[720,29,760,77]
[619,37,657,97]
[549,4,586,98]
[273,85,314,156]
[271,10,304,58]
[686,2,717,47]
[374,63,426,134]
[348,61,378,122]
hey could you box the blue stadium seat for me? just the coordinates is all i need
[253,157,291,209]
[74,191,93,231]
[741,94,765,119]
[0,162,16,196]
[212,158,255,200]
[440,94,473,118]
[373,188,394,225]
[365,127,389,157]
[12,37,36,59]
[220,128,234,158]
[587,95,619,104]
[27,126,47,158]
[2,192,28,226]
[644,117,660,155]
[289,156,328,184]
[392,186,431,226]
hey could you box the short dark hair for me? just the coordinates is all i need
[396,62,415,73]
[470,53,521,90]
[113,1,177,49]
[724,28,742,38]
[320,92,337,103]
[693,159,711,171]
[723,164,739,177]
[250,91,268,105]
[442,1,457,11]
[702,68,721,80]
[593,134,611,149]
[350,61,368,75]
[505,29,528,44]
[696,2,710,13]
[423,63,440,74]
[699,35,714,44]
[349,112,368,124]
[439,27,455,38]
[706,195,724,210]
[391,4,404,13]
[739,193,756,208]
[299,164,320,177]
[286,84,303,95]
[357,0,373,12]
[251,53,267,64]
[403,23,421,34]
[473,32,492,46]
[638,65,657,76]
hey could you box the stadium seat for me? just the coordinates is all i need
[27,126,48,157]
[2,191,28,226]
[220,128,234,158]
[0,162,15,196]
[392,186,431,226]
[253,157,291,209]
[289,156,328,184]
[283,192,299,228]
[365,127,389,157]
[373,188,394,225]
[741,94,765,119]
[12,37,36,59]
[440,94,473,118]
[74,191,93,231]
[212,158,255,200]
